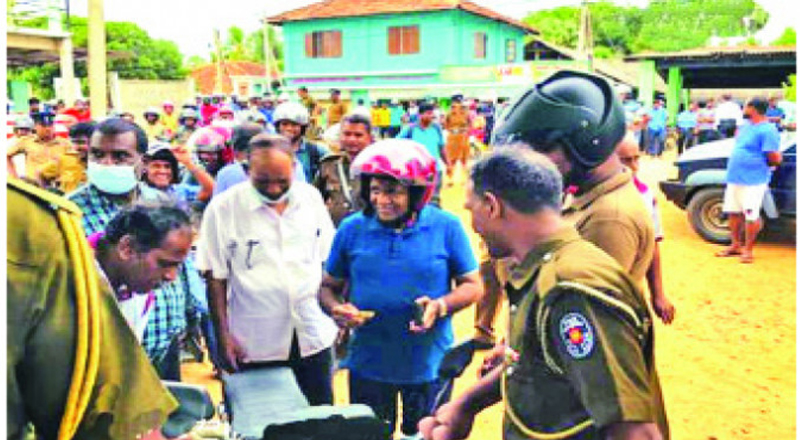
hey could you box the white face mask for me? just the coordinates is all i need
[253,185,293,205]
[87,162,138,195]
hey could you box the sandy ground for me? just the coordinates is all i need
[183,149,796,439]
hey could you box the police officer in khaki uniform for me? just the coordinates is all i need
[7,111,72,185]
[443,96,471,185]
[314,113,374,227]
[420,148,669,440]
[7,178,178,440]
[473,71,675,345]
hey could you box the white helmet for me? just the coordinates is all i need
[273,101,310,126]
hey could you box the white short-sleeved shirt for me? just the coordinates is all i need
[715,101,744,126]
[197,180,338,361]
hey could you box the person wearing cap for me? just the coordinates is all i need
[140,142,215,212]
[142,107,165,142]
[197,133,338,405]
[327,89,348,128]
[474,70,665,356]
[274,101,330,183]
[161,101,179,137]
[28,96,42,116]
[7,111,72,186]
[175,108,201,145]
[12,114,34,138]
[420,147,668,440]
[298,86,322,139]
[318,139,480,438]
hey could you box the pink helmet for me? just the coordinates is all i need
[350,139,438,209]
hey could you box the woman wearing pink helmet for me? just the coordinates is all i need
[319,139,481,438]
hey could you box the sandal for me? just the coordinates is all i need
[715,248,742,257]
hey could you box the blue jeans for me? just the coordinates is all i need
[349,372,443,437]
[647,128,666,156]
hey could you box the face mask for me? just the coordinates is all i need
[88,162,138,195]
[253,185,292,205]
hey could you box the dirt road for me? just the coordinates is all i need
[183,150,796,439]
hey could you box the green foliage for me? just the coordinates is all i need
[771,28,797,46]
[783,74,796,101]
[209,25,284,72]
[524,0,769,55]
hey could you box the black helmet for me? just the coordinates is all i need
[491,70,625,170]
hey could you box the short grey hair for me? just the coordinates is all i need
[469,145,563,214]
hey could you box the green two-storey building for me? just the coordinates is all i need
[267,0,539,102]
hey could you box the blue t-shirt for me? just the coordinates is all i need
[726,121,780,185]
[326,206,478,383]
[389,106,405,127]
[676,110,698,130]
[397,124,445,166]
[647,107,668,132]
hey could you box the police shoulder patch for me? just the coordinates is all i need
[558,312,595,359]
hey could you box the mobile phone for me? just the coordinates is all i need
[412,302,425,327]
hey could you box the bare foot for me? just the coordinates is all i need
[715,247,742,257]
[739,252,754,264]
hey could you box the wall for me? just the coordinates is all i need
[113,78,195,125]
[452,10,526,66]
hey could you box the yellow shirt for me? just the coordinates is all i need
[161,112,179,134]
[7,135,71,180]
[377,108,391,127]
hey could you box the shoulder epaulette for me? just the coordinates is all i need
[320,152,345,163]
[8,178,83,216]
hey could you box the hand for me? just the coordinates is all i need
[479,341,514,378]
[418,400,475,440]
[170,144,193,167]
[652,295,676,325]
[218,332,247,373]
[332,303,373,329]
[409,296,441,333]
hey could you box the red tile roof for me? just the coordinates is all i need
[190,61,279,96]
[267,0,538,34]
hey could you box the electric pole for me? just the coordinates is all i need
[577,0,594,72]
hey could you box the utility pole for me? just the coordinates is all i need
[88,0,107,117]
[577,0,594,72]
[213,29,225,94]
[263,18,272,94]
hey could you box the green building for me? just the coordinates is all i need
[267,0,539,103]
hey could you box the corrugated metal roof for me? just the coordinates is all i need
[625,45,797,61]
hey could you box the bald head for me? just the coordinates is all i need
[615,131,641,174]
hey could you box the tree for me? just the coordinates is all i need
[783,74,796,101]
[209,25,284,72]
[771,27,797,46]
[523,0,769,55]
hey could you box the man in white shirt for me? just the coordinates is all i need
[198,133,338,405]
[715,93,744,138]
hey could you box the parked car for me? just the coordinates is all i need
[659,133,796,243]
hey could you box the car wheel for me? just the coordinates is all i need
[687,187,731,244]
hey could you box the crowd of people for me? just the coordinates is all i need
[620,91,792,157]
[8,68,785,440]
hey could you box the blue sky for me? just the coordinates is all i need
[65,0,795,59]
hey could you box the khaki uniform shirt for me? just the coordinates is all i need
[563,170,655,282]
[7,135,71,180]
[314,153,362,227]
[445,106,470,133]
[39,149,87,194]
[503,227,668,440]
[7,180,178,440]
[327,102,348,126]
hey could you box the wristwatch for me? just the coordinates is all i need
[436,298,448,318]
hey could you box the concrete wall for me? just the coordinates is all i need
[113,78,195,125]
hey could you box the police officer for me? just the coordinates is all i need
[8,178,178,440]
[314,113,373,226]
[421,148,669,440]
[474,70,675,343]
[7,111,72,185]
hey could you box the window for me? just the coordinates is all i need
[388,26,420,55]
[505,39,517,63]
[474,32,487,59]
[305,30,342,58]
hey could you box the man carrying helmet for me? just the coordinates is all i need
[142,107,165,142]
[318,139,481,438]
[274,101,330,183]
[420,146,669,440]
[474,71,676,348]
